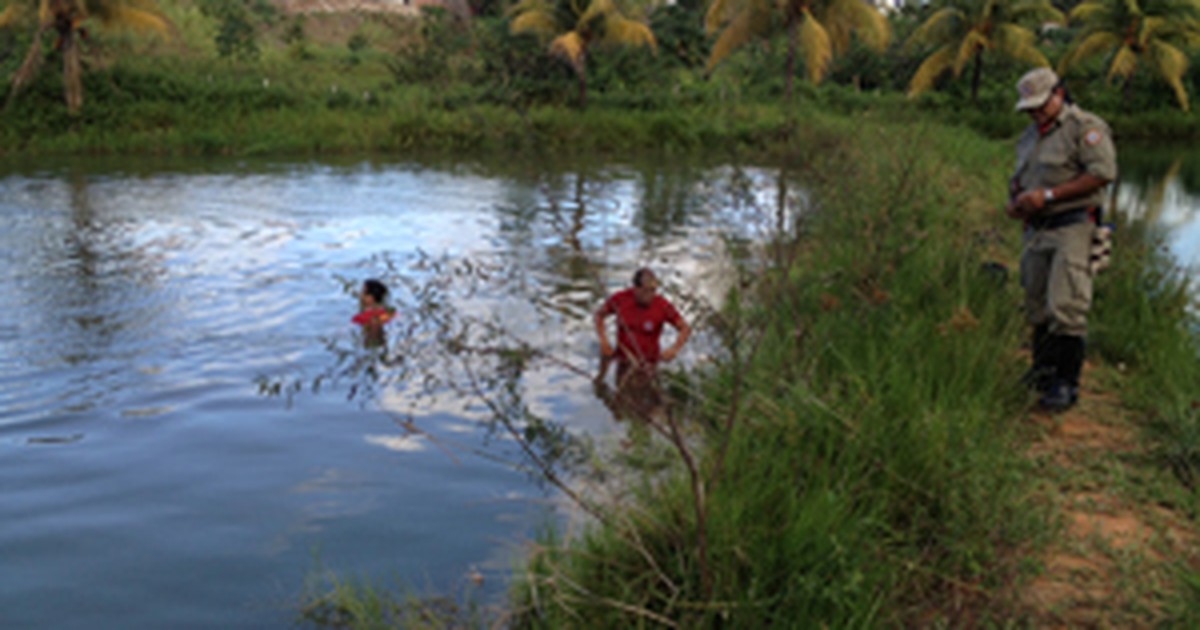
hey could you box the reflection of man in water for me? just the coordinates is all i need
[593,268,691,420]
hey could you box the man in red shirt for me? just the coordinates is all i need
[594,268,691,423]
[594,267,691,371]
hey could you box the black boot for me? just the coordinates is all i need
[1040,335,1084,412]
[1023,324,1055,393]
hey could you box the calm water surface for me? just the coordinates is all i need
[0,155,788,628]
[1118,144,1200,269]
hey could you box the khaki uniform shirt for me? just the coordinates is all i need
[1013,104,1118,215]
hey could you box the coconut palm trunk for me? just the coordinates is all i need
[4,0,170,113]
[970,48,983,104]
[786,17,797,100]
[7,25,48,109]
[1123,70,1135,111]
[575,64,588,108]
[62,29,83,113]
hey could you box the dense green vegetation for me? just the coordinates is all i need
[511,118,1046,626]
[5,0,1200,156]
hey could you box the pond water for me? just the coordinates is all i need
[1116,144,1200,271]
[0,154,789,628]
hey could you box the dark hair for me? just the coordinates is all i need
[363,279,389,303]
[632,267,655,287]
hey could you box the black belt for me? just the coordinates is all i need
[1026,208,1094,230]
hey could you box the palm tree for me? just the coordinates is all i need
[704,0,890,100]
[905,0,1062,103]
[508,0,656,108]
[1058,0,1200,111]
[1,0,170,113]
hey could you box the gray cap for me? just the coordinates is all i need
[1015,67,1059,111]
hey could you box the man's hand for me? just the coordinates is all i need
[1006,188,1048,219]
[599,339,616,358]
[660,346,680,362]
[1005,200,1026,219]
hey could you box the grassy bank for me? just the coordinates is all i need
[501,118,1200,626]
[508,115,1040,627]
[4,57,1200,158]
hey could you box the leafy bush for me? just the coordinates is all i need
[473,17,574,107]
[386,7,474,85]
[196,0,278,60]
[648,4,709,70]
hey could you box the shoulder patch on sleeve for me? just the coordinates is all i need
[1085,129,1103,146]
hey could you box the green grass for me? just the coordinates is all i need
[508,117,1053,628]
[299,573,482,630]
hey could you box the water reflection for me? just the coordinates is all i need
[1118,146,1200,268]
[253,162,801,510]
[0,155,799,628]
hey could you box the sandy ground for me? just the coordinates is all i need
[1016,362,1197,627]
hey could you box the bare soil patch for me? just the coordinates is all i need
[1014,362,1197,627]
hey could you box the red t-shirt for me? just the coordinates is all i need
[600,288,684,364]
[352,307,394,326]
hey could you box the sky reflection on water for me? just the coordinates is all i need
[0,155,789,628]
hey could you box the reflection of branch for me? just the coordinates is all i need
[457,348,614,528]
[389,414,462,466]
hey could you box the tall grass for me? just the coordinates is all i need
[510,119,1049,627]
[1092,218,1200,503]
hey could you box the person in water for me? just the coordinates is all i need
[353,278,395,346]
[593,267,691,422]
[595,268,691,369]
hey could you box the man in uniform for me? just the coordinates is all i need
[1007,67,1118,411]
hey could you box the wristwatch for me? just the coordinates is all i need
[1044,188,1056,202]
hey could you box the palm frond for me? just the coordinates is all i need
[511,10,560,36]
[0,4,26,28]
[798,8,833,84]
[1146,38,1189,109]
[819,0,890,54]
[952,29,987,76]
[7,23,47,106]
[95,6,170,34]
[1058,30,1120,74]
[1010,0,1064,24]
[907,44,957,96]
[1068,1,1109,23]
[578,0,614,31]
[1107,45,1138,81]
[706,4,772,70]
[601,14,655,49]
[905,8,964,51]
[549,31,587,71]
[992,23,1048,67]
[704,0,729,33]
[506,0,541,15]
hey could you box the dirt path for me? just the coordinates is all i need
[1015,362,1197,627]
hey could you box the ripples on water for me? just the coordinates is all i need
[0,157,796,627]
